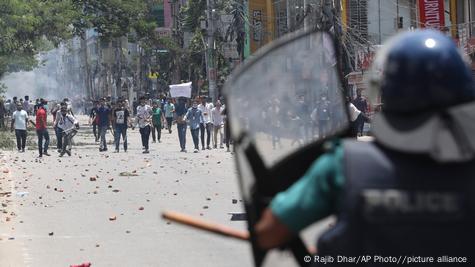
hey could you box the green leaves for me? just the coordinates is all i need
[0,0,78,77]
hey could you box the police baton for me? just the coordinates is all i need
[162,210,249,241]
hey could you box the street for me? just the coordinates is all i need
[0,116,253,267]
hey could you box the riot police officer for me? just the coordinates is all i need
[255,30,475,264]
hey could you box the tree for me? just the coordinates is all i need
[225,2,246,61]
[0,0,79,78]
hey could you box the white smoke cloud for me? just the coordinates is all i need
[1,49,67,101]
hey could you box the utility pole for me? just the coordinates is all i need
[206,0,217,102]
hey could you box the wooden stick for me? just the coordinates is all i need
[162,210,250,241]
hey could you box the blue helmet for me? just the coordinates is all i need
[376,30,475,113]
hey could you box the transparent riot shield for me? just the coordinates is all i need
[225,30,349,266]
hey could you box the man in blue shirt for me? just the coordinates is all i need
[97,98,111,152]
[185,99,204,153]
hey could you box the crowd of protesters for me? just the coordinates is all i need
[0,93,235,157]
[0,90,372,156]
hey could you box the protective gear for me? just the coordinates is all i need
[369,30,475,162]
[317,141,475,264]
[371,30,475,112]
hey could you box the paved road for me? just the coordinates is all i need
[0,116,255,267]
[0,116,334,267]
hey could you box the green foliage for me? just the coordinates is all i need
[71,0,148,39]
[181,0,206,32]
[0,0,78,78]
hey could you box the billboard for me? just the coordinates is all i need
[418,0,445,28]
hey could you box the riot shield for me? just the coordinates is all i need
[225,30,349,266]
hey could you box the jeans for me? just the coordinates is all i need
[224,121,231,150]
[114,124,128,151]
[55,127,62,150]
[61,129,77,153]
[213,124,223,148]
[15,129,27,150]
[36,129,50,156]
[200,123,212,148]
[139,125,151,150]
[92,123,98,141]
[356,115,365,136]
[177,123,187,150]
[98,125,108,150]
[190,128,200,149]
[166,117,173,133]
[151,123,161,142]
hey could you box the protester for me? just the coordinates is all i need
[222,106,231,152]
[89,101,100,142]
[54,105,79,157]
[352,89,369,136]
[97,98,111,152]
[211,101,224,149]
[11,103,28,152]
[34,100,50,157]
[185,99,204,153]
[51,104,63,152]
[23,95,31,115]
[175,97,188,152]
[151,101,165,143]
[136,96,153,154]
[112,99,130,153]
[9,97,18,116]
[163,98,175,134]
[198,96,213,150]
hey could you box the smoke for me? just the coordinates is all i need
[1,48,71,101]
[2,71,60,101]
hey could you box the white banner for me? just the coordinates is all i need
[169,82,192,98]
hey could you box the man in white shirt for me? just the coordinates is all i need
[211,101,224,149]
[136,96,153,154]
[11,104,28,152]
[54,106,79,157]
[198,96,214,150]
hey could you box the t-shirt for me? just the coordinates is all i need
[12,110,28,130]
[198,103,214,124]
[55,113,78,132]
[113,108,129,126]
[164,103,175,118]
[185,107,203,130]
[211,107,224,126]
[97,106,111,127]
[136,105,153,128]
[270,142,344,233]
[175,101,187,116]
[152,108,163,126]
[35,108,47,130]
